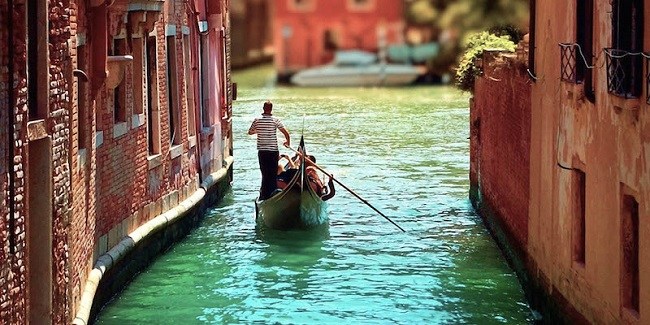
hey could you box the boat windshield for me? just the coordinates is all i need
[334,50,377,66]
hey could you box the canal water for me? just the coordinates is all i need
[97,66,532,324]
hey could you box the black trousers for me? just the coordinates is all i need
[258,150,279,200]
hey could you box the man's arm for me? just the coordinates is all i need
[322,176,336,201]
[248,120,257,135]
[279,127,290,148]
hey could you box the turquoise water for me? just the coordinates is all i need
[96,66,532,324]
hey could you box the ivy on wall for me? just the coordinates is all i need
[455,31,516,92]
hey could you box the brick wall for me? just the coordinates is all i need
[1,0,29,322]
[50,0,74,321]
[68,0,97,317]
[0,0,10,320]
[95,3,200,235]
[0,0,74,321]
[470,51,531,249]
[1,0,232,322]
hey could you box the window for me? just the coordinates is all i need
[607,0,644,98]
[199,34,210,127]
[183,34,196,137]
[620,192,639,315]
[571,170,586,265]
[77,45,87,150]
[132,37,145,115]
[323,29,340,51]
[287,0,315,12]
[111,38,127,123]
[166,36,181,145]
[347,0,375,11]
[146,35,161,155]
[576,0,594,102]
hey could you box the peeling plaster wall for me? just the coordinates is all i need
[527,0,650,323]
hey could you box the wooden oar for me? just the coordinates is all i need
[286,145,406,232]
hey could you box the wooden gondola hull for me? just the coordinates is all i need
[256,185,327,230]
[255,137,327,230]
[255,167,327,230]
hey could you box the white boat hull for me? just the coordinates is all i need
[291,64,420,87]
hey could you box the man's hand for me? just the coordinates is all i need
[283,141,290,148]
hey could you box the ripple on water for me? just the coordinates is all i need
[96,67,532,325]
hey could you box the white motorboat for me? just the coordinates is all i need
[290,50,423,87]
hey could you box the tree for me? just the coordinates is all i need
[406,0,529,75]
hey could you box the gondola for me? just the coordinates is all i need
[254,138,328,230]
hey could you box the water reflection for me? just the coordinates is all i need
[253,224,331,303]
[96,66,532,324]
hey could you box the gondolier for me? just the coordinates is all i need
[255,138,329,230]
[248,101,291,200]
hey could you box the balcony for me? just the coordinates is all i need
[559,43,592,84]
[604,48,645,99]
[559,43,579,83]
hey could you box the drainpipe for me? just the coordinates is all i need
[7,0,16,254]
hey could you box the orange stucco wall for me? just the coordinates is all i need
[528,0,650,323]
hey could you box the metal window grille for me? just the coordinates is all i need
[605,48,643,99]
[560,43,578,83]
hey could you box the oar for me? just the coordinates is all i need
[286,145,406,232]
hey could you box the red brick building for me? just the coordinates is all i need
[0,0,234,322]
[273,0,405,78]
[231,0,274,68]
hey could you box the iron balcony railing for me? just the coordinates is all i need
[559,43,593,84]
[560,43,579,83]
[604,48,647,99]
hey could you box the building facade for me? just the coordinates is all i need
[0,0,234,322]
[472,0,649,323]
[230,0,274,69]
[272,0,405,79]
[529,0,648,323]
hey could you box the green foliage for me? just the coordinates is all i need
[405,0,529,75]
[407,0,439,24]
[488,25,526,44]
[454,31,516,92]
[437,0,529,34]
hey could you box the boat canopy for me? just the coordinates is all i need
[387,42,440,64]
[333,50,378,66]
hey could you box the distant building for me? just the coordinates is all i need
[0,0,234,322]
[471,0,650,323]
[231,0,274,69]
[273,0,405,80]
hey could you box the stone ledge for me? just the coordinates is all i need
[112,121,128,138]
[72,157,234,325]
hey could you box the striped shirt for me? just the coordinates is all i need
[249,114,285,151]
